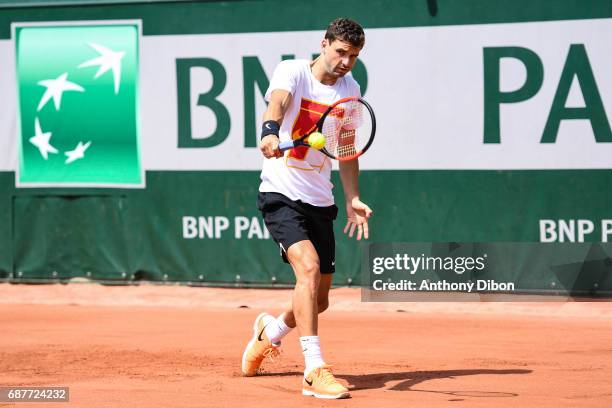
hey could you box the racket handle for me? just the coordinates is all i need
[278,140,297,152]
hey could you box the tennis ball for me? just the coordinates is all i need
[307,132,326,150]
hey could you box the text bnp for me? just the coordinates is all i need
[183,216,270,239]
[175,55,367,149]
[539,219,612,242]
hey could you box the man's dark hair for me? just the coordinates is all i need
[325,18,365,48]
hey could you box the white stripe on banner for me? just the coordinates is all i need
[1,18,611,171]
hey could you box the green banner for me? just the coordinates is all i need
[2,170,610,296]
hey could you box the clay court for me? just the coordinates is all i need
[1,284,611,407]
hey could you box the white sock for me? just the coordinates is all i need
[264,313,293,344]
[300,336,325,376]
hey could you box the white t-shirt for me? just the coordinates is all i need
[259,59,361,206]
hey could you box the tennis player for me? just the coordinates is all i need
[241,18,372,399]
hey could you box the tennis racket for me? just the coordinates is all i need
[278,96,376,161]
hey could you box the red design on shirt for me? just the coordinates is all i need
[288,98,331,161]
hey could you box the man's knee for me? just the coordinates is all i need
[295,259,321,292]
[295,257,320,279]
[300,259,320,277]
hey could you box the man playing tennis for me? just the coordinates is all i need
[241,18,372,399]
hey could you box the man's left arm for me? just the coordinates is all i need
[339,159,373,240]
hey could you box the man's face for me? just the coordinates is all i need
[320,38,362,78]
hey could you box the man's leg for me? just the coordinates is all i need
[284,240,349,399]
[285,239,326,375]
[263,265,331,345]
[285,240,320,336]
[264,214,333,341]
[282,273,332,330]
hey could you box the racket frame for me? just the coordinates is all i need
[277,96,376,161]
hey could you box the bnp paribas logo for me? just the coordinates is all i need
[13,21,143,187]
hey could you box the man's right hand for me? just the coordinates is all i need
[260,135,283,159]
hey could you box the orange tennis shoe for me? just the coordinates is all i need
[241,313,280,376]
[302,364,350,399]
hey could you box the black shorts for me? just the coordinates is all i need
[257,192,338,274]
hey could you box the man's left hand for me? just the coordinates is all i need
[344,198,373,240]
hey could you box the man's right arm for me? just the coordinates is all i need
[260,89,292,159]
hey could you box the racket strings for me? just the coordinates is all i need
[321,100,369,158]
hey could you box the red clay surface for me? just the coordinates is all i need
[1,284,611,407]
